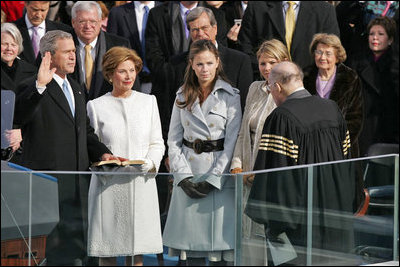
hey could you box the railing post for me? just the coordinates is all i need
[306,166,313,266]
[393,155,399,261]
[235,173,243,266]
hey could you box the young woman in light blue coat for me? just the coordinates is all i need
[163,39,242,266]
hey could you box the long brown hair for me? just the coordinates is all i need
[177,39,229,111]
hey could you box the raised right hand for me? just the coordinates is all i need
[37,51,57,87]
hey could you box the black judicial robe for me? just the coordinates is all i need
[245,90,355,263]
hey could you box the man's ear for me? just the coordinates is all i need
[275,82,283,94]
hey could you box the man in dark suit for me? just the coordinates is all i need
[238,1,340,78]
[107,1,162,94]
[70,1,131,102]
[169,7,252,114]
[13,30,119,266]
[12,1,73,67]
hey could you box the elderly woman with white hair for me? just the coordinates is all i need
[1,22,37,158]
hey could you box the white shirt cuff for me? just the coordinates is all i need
[36,80,46,94]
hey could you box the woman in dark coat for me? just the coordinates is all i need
[1,22,37,160]
[304,33,363,157]
[347,16,398,157]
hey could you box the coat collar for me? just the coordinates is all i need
[177,79,237,132]
[176,78,236,96]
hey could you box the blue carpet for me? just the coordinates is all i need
[116,246,179,266]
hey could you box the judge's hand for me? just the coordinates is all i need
[5,129,22,152]
[227,24,241,42]
[179,177,207,199]
[244,174,255,186]
[195,181,215,195]
[231,167,251,185]
[37,52,56,87]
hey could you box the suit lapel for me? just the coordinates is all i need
[291,2,312,54]
[47,79,75,122]
[170,2,184,55]
[71,81,84,124]
[19,21,36,63]
[89,31,106,99]
[266,2,285,41]
[123,4,142,54]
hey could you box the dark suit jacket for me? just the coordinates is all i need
[145,1,227,75]
[303,63,364,157]
[12,17,73,66]
[1,58,37,92]
[107,1,162,60]
[14,76,111,171]
[13,75,112,264]
[72,30,131,101]
[238,1,340,77]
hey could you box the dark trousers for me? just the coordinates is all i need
[45,174,90,266]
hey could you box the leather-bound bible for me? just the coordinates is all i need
[91,159,144,167]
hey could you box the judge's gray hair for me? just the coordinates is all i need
[71,1,102,20]
[271,61,304,85]
[40,30,73,57]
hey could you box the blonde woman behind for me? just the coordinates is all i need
[230,39,289,266]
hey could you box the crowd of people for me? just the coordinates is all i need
[1,1,399,266]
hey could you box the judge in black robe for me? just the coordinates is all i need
[245,62,355,265]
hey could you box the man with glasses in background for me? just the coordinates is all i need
[71,1,130,102]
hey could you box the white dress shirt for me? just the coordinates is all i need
[282,1,300,22]
[25,14,46,41]
[77,37,97,84]
[134,1,156,43]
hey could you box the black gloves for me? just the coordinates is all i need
[196,181,215,195]
[178,178,215,198]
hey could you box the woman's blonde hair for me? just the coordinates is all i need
[309,33,347,63]
[177,39,230,111]
[102,46,143,82]
[256,39,290,62]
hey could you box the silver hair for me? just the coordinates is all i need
[1,22,24,55]
[271,62,304,85]
[39,30,73,57]
[186,7,217,29]
[71,1,102,20]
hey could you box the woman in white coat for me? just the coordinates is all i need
[230,39,290,265]
[86,47,165,266]
[163,40,242,266]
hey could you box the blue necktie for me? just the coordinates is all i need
[141,5,150,73]
[62,80,75,117]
